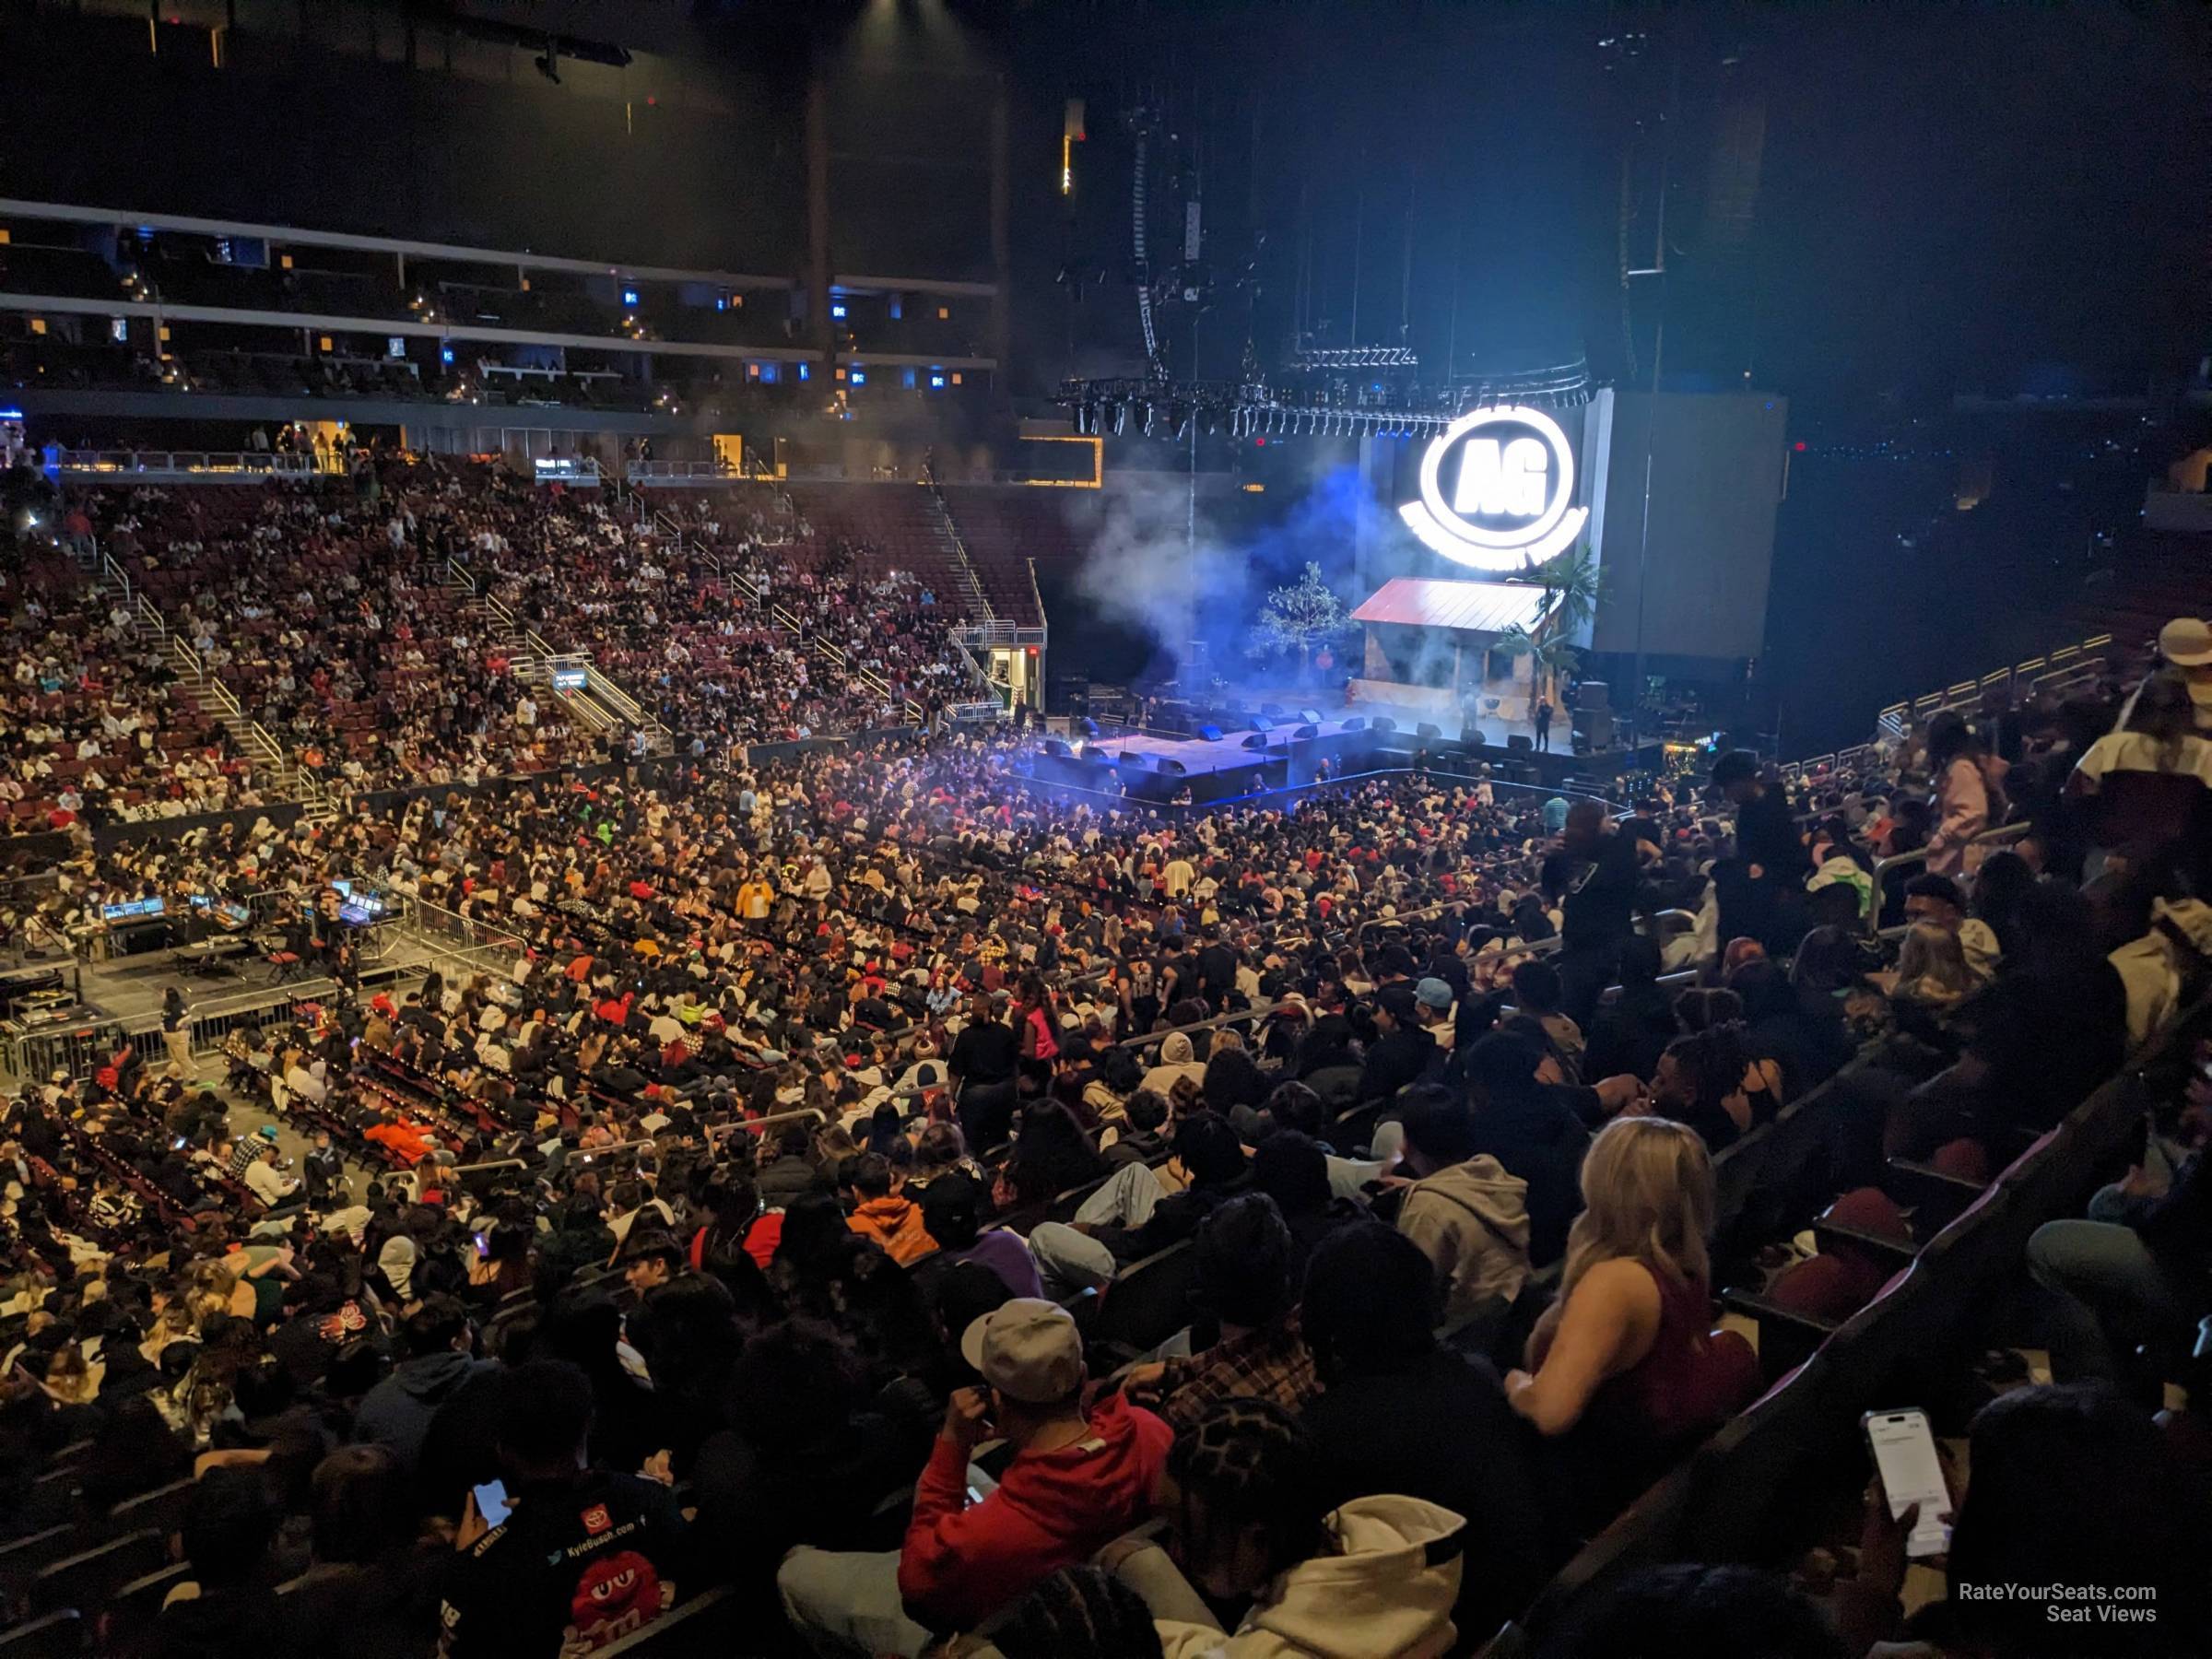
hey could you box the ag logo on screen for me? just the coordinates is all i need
[1399,405,1588,570]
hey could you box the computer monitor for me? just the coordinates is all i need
[100,897,164,923]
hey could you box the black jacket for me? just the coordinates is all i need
[436,1469,689,1658]
[1303,1348,1548,1641]
[1466,1088,1592,1266]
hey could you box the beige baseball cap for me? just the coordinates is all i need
[2159,617,2212,668]
[959,1298,1085,1405]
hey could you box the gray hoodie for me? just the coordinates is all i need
[1395,1155,1532,1332]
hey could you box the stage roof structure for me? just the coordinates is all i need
[1350,578,1546,636]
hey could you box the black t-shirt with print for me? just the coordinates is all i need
[437,1470,689,1658]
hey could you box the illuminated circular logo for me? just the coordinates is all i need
[1398,404,1589,571]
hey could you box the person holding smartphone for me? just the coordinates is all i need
[437,1359,689,1658]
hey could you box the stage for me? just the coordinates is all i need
[1023,706,1661,811]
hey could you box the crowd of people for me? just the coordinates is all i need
[0,549,269,830]
[28,461,982,819]
[0,453,2207,1656]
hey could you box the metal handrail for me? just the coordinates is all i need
[1864,820,2032,935]
[48,448,321,478]
[1874,632,2115,743]
[919,469,994,622]
[705,1107,829,1140]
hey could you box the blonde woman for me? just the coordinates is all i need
[1504,1118,1757,1448]
[1890,921,1980,1009]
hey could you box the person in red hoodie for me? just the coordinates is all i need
[777,1299,1171,1656]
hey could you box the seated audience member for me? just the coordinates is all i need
[846,1152,938,1267]
[1888,882,2129,1159]
[352,1295,493,1478]
[1728,956,1854,1096]
[1102,1088,1174,1166]
[1888,921,1981,1020]
[1841,1384,2208,1658]
[1390,1084,1532,1333]
[274,1444,449,1658]
[1026,1113,1248,1296]
[1900,873,2000,982]
[913,1178,1045,1302]
[1248,1130,1363,1274]
[989,1565,1167,1659]
[2025,1092,2208,1382]
[1578,935,1677,1085]
[437,1360,690,1656]
[1109,1398,1465,1658]
[1121,1193,1317,1431]
[1300,1223,1547,1639]
[156,1472,284,1658]
[1504,1119,1758,1511]
[1541,1563,1850,1659]
[1358,984,1440,1102]
[692,1318,927,1617]
[1645,1024,1779,1152]
[782,1300,1169,1654]
[1460,1032,1593,1266]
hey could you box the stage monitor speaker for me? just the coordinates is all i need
[1298,708,1324,725]
[1339,717,1366,732]
[1291,724,1320,741]
[1506,735,1535,753]
[1158,759,1188,775]
[1577,680,1610,712]
[1241,732,1271,751]
[1077,717,1101,738]
[1247,715,1274,733]
[1196,724,1224,742]
[1116,751,1150,769]
[1259,702,1286,718]
[1040,737,1074,759]
[1370,717,1397,735]
[1416,722,1442,741]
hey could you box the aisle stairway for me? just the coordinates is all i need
[441,557,676,757]
[73,538,335,822]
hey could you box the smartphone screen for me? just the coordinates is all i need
[1865,1409,1950,1559]
[472,1479,511,1529]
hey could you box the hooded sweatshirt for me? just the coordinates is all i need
[1147,1496,1467,1659]
[1395,1156,1531,1330]
[353,1350,497,1477]
[1140,1031,1207,1097]
[847,1193,938,1267]
[897,1394,1172,1631]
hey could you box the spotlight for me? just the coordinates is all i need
[1110,400,1127,436]
[1140,401,1158,436]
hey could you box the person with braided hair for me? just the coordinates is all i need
[1107,1397,1466,1658]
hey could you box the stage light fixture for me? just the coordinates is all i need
[1111,400,1127,435]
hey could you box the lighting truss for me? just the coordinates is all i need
[1055,357,1593,443]
[1288,346,1421,371]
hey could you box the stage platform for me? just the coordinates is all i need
[0,930,453,1033]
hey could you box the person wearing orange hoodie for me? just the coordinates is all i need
[362,1109,436,1167]
[779,1299,1171,1656]
[844,1153,936,1267]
